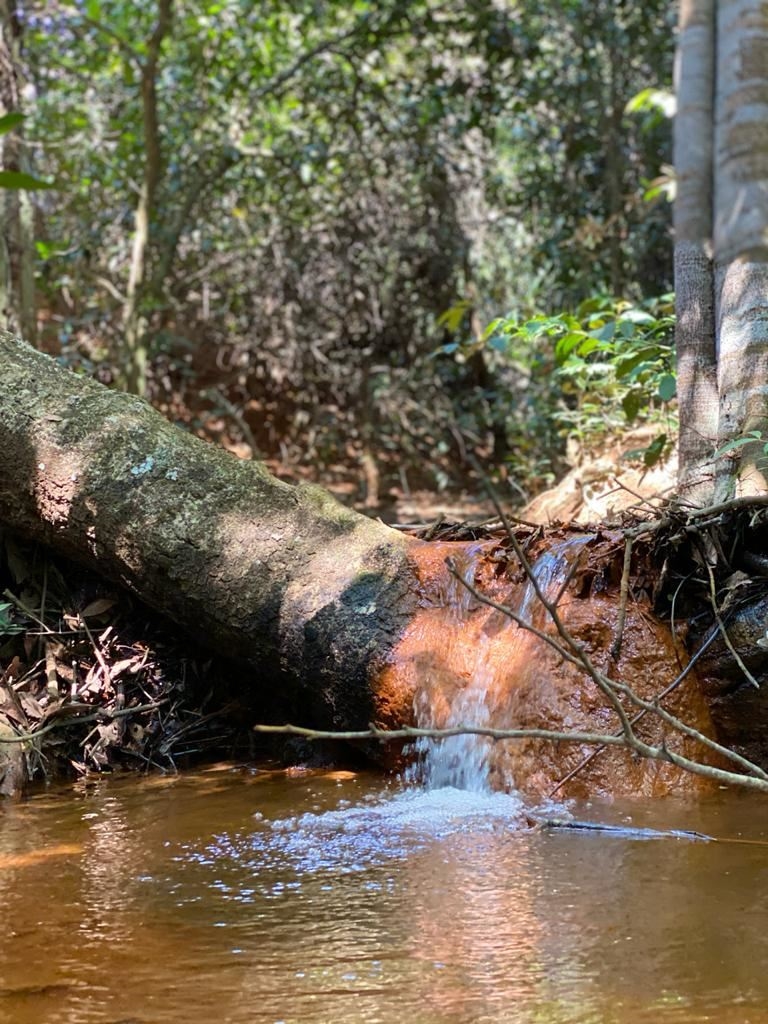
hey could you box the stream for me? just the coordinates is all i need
[3,539,767,1023]
[1,768,768,1024]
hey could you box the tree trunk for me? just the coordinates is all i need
[0,0,36,345]
[674,0,718,504]
[713,0,768,499]
[0,330,417,731]
[675,0,768,502]
[122,0,173,397]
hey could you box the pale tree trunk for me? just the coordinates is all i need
[604,9,626,297]
[0,0,36,344]
[675,0,768,503]
[122,0,173,397]
[674,0,718,504]
[713,0,768,498]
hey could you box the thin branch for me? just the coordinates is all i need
[0,700,168,745]
[610,534,633,660]
[254,722,633,746]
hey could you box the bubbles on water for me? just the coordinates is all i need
[191,784,528,887]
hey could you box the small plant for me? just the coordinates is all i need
[0,601,24,638]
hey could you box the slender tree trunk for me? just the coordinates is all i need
[604,15,626,297]
[122,0,173,397]
[0,0,36,344]
[713,0,768,498]
[674,0,718,504]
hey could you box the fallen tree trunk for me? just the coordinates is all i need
[0,331,418,732]
[0,332,738,797]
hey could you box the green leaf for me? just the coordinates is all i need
[590,321,615,342]
[0,112,24,135]
[615,320,636,340]
[554,331,586,361]
[625,88,675,118]
[481,316,504,341]
[438,300,471,334]
[0,170,56,190]
[643,433,668,468]
[576,336,608,357]
[622,390,642,422]
[657,374,676,402]
[0,601,23,637]
[714,431,763,457]
[614,347,662,378]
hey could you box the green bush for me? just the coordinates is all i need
[438,294,677,489]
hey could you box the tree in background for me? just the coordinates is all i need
[0,0,36,342]
[13,1,675,498]
[675,0,768,505]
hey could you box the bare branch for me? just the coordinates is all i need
[254,722,632,747]
[703,556,759,687]
[252,720,768,793]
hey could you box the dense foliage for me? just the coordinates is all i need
[3,0,674,503]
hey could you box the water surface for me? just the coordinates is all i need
[1,767,767,1024]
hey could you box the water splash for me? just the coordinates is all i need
[411,534,594,794]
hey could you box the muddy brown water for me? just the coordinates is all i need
[1,766,768,1024]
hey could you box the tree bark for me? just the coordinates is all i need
[0,0,36,345]
[713,0,768,498]
[122,0,173,397]
[674,0,718,504]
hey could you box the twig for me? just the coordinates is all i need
[528,816,712,842]
[0,700,168,745]
[254,722,641,747]
[78,614,113,692]
[610,535,633,660]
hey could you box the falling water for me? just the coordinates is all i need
[411,534,595,793]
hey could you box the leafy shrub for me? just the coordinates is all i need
[438,294,677,488]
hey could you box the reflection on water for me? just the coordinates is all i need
[0,768,768,1023]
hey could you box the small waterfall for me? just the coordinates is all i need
[416,631,496,792]
[410,534,594,793]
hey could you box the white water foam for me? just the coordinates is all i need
[193,785,530,881]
